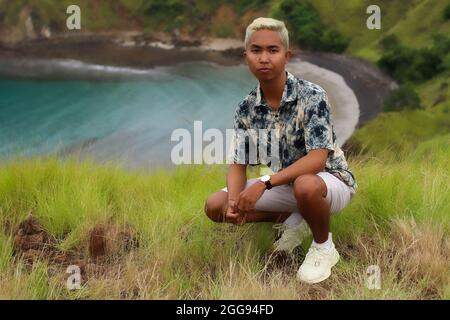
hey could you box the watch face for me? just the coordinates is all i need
[261,175,270,182]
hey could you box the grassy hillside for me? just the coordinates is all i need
[0,147,448,299]
[311,0,450,61]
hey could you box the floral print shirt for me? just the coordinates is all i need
[229,71,357,190]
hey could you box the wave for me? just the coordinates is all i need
[0,58,175,80]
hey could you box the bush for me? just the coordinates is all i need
[444,4,450,20]
[142,0,186,27]
[383,85,422,112]
[274,0,349,53]
[319,28,349,53]
[378,35,448,83]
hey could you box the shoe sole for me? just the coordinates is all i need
[297,250,340,284]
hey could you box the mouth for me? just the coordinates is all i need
[257,67,271,73]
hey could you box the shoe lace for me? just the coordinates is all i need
[272,222,309,253]
[303,246,328,267]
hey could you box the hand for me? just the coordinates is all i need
[226,199,246,225]
[236,181,266,215]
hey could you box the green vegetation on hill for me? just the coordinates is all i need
[310,0,450,62]
[271,0,349,53]
[0,145,448,299]
[377,34,450,84]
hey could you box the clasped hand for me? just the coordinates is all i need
[226,181,266,225]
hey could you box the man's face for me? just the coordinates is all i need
[244,29,291,82]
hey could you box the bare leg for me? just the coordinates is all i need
[294,175,330,244]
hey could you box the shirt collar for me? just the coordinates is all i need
[255,71,298,107]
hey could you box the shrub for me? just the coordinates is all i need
[142,0,186,27]
[319,28,350,53]
[378,35,448,83]
[377,45,416,83]
[274,0,349,53]
[383,85,422,112]
[444,3,450,20]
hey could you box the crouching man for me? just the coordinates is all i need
[204,17,357,284]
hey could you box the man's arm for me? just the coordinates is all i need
[226,164,247,201]
[225,164,247,224]
[269,149,328,187]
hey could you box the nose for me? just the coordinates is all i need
[259,51,270,63]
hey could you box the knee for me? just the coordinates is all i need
[204,195,226,223]
[293,174,326,202]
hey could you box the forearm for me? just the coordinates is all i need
[270,150,328,187]
[226,164,247,200]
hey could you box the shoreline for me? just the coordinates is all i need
[0,34,394,129]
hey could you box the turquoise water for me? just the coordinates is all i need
[0,61,256,168]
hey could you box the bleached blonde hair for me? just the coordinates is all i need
[244,17,289,50]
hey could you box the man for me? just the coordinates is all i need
[204,17,357,284]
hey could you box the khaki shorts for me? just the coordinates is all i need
[221,172,356,215]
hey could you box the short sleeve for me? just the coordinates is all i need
[227,107,260,166]
[302,90,335,154]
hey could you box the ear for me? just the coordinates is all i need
[285,49,292,61]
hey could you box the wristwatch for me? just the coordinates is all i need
[260,175,273,190]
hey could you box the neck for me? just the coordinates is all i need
[259,71,286,110]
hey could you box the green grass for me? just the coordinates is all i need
[0,139,448,299]
[348,106,450,157]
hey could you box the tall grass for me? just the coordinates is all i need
[0,133,448,299]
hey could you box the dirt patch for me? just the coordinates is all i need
[89,224,107,260]
[11,215,139,283]
[88,223,139,262]
[13,215,56,263]
[262,246,305,276]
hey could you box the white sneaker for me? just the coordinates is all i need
[272,220,310,254]
[297,241,340,284]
